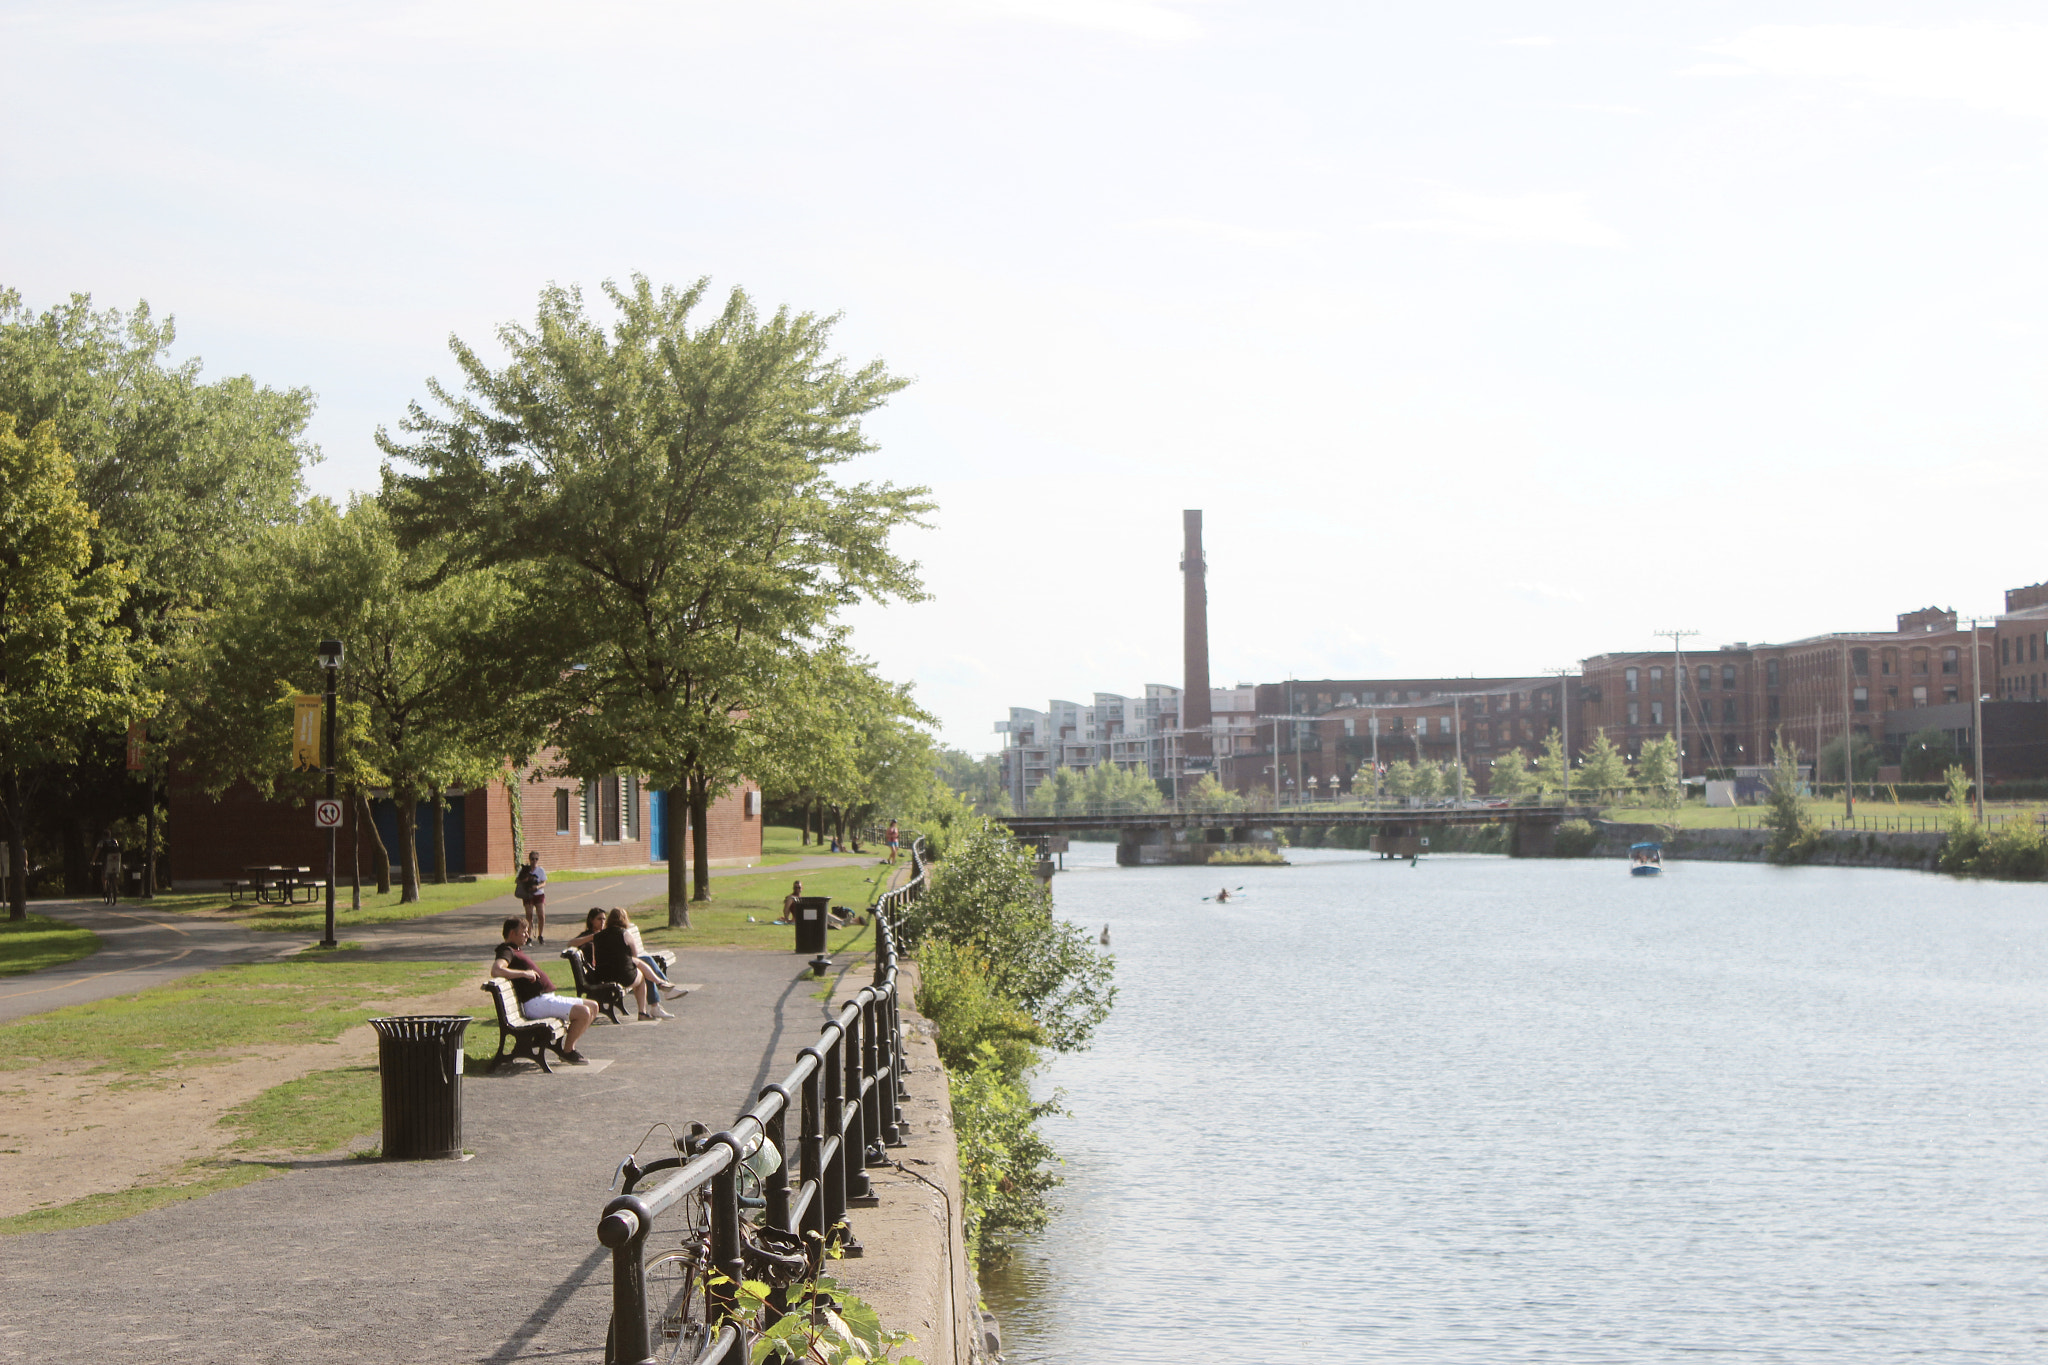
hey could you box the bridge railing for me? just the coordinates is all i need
[595,840,927,1364]
[1004,794,1590,820]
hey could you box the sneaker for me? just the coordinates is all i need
[561,1049,589,1064]
[654,1005,677,1019]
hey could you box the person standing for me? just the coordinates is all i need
[517,850,548,944]
[98,834,122,905]
[885,820,901,865]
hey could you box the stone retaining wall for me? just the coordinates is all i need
[1590,821,1945,870]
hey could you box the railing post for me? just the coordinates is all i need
[820,1027,855,1253]
[759,1084,794,1325]
[860,992,887,1161]
[798,1047,827,1275]
[706,1134,747,1344]
[597,1194,654,1365]
[844,1002,877,1206]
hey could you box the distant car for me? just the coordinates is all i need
[1484,799,1509,808]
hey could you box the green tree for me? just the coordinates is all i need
[0,420,153,916]
[935,749,1010,815]
[1816,733,1880,783]
[1082,762,1162,814]
[0,290,313,890]
[1761,732,1820,863]
[381,277,930,925]
[1382,758,1416,799]
[1636,735,1680,807]
[1900,728,1960,783]
[1489,753,1530,798]
[180,498,517,902]
[1183,772,1244,813]
[1026,766,1087,816]
[1574,728,1630,801]
[1533,727,1570,797]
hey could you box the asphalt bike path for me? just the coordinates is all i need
[0,853,874,1023]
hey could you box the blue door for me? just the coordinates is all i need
[649,789,667,862]
[369,795,468,875]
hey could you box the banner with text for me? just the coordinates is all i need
[292,694,322,770]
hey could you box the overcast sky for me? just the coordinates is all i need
[6,2,2046,752]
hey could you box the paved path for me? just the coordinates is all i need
[0,853,875,1022]
[4,937,891,1365]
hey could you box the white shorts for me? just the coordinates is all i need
[522,993,582,1020]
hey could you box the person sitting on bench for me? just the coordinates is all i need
[569,908,673,1021]
[611,906,682,997]
[492,918,595,1062]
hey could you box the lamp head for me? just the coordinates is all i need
[316,639,344,671]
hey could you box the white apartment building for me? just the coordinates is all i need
[995,683,1256,808]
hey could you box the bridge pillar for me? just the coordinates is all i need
[1509,816,1561,858]
[1116,828,1164,866]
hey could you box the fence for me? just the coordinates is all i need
[1732,813,2033,834]
[596,842,926,1364]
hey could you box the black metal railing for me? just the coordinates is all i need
[597,841,927,1365]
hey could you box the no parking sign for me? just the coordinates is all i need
[313,798,343,829]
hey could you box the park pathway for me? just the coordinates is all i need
[0,853,868,1022]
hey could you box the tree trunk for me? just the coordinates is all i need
[358,789,392,895]
[429,785,448,884]
[506,770,526,870]
[689,772,712,903]
[142,784,157,898]
[832,804,845,850]
[396,790,421,903]
[349,790,362,910]
[665,785,691,929]
[5,770,24,921]
[801,799,810,846]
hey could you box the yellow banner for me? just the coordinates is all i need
[292,695,323,770]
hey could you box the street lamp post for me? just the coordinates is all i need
[317,638,343,949]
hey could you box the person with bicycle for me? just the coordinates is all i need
[98,834,122,905]
[492,918,595,1062]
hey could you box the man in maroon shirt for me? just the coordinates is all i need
[492,918,596,1062]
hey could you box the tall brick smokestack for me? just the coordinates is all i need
[1182,509,1211,740]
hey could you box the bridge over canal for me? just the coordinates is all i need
[1000,805,1602,865]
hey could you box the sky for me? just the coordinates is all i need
[5,1,2047,753]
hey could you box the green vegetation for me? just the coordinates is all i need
[1761,735,1821,863]
[0,1160,284,1237]
[1552,819,1598,858]
[223,1064,380,1154]
[0,959,477,1076]
[903,821,1113,1265]
[1026,762,1161,816]
[1900,727,1960,782]
[1207,846,1286,866]
[0,913,98,975]
[1816,733,1881,783]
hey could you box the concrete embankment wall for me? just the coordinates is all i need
[828,961,989,1364]
[1590,821,1945,870]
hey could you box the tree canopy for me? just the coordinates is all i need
[379,276,931,923]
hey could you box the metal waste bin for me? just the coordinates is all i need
[792,895,831,955]
[370,1015,470,1160]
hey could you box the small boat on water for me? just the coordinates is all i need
[1629,842,1663,876]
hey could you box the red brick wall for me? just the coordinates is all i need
[168,781,358,882]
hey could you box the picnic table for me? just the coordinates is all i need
[239,866,320,904]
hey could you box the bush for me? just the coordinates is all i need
[1552,819,1598,857]
[914,940,1040,1082]
[950,1047,1062,1266]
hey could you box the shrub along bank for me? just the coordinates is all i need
[898,821,1114,1267]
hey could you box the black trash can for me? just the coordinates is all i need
[792,896,831,955]
[370,1015,470,1160]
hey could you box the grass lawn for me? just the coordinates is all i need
[0,915,100,976]
[0,959,482,1077]
[760,822,878,862]
[633,862,895,951]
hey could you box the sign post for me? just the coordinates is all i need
[314,643,344,948]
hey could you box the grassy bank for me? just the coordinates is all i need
[0,915,100,976]
[633,862,895,950]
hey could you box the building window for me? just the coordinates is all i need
[1913,686,1928,705]
[1767,659,1780,688]
[622,777,639,841]
[1628,702,1640,726]
[1650,666,1664,690]
[1942,648,1959,675]
[1722,665,1737,688]
[1881,655,1893,676]
[1852,649,1869,677]
[1651,701,1664,725]
[2002,638,2012,666]
[2034,635,2042,662]
[1853,687,1869,713]
[1767,695,1780,721]
[1944,686,1959,703]
[554,788,570,835]
[1698,665,1713,690]
[1913,653,1929,675]
[1723,699,1737,723]
[580,782,596,842]
[1626,668,1639,694]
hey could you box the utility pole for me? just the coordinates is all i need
[1843,645,1855,818]
[1452,695,1464,801]
[1548,666,1574,807]
[1655,630,1698,794]
[316,638,343,950]
[1370,712,1380,806]
[1970,619,1988,823]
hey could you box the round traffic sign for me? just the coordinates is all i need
[313,798,343,829]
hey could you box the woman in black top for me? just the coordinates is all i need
[570,910,672,1020]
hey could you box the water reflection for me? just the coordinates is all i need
[983,845,2048,1363]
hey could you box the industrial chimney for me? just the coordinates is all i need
[1182,510,1211,746]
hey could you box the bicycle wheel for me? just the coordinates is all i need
[647,1249,712,1364]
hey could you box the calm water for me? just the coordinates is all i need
[982,844,2048,1363]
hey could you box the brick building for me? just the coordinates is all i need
[168,763,762,885]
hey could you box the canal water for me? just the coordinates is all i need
[981,844,2048,1362]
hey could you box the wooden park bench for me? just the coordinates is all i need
[479,978,570,1073]
[558,946,683,1025]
